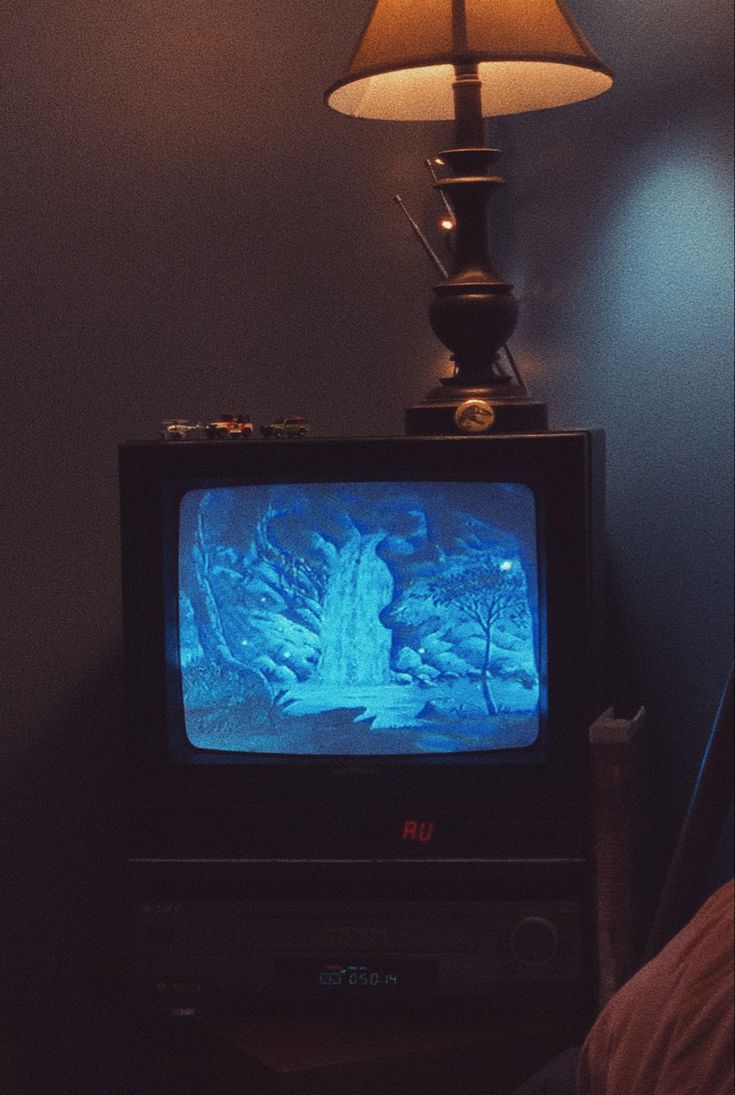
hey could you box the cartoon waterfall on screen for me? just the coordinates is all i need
[178,482,542,755]
[316,533,393,686]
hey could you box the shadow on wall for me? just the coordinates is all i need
[3,646,129,1093]
[1,0,445,441]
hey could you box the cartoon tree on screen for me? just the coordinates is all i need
[427,558,529,715]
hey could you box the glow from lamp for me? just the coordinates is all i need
[325,0,614,435]
[328,60,612,119]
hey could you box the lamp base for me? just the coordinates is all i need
[405,382,548,436]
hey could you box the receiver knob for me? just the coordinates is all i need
[510,916,559,965]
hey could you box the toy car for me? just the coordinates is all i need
[205,414,254,439]
[261,415,310,439]
[161,419,205,441]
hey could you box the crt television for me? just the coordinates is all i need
[119,432,604,1003]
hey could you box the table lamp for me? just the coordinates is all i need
[325,0,613,434]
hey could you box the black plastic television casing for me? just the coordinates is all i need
[120,432,604,907]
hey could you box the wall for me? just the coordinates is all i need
[505,0,734,858]
[1,1,732,1089]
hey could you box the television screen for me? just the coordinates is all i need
[177,480,542,756]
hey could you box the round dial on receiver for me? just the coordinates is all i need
[510,916,559,965]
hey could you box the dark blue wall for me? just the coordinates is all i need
[506,0,733,858]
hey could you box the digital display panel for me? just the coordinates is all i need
[177,481,542,755]
[274,958,437,995]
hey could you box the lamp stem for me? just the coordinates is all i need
[407,70,548,433]
[452,64,484,147]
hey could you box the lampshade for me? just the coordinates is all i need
[326,0,613,119]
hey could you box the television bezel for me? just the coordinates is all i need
[120,432,604,864]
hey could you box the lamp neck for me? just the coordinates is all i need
[452,64,484,148]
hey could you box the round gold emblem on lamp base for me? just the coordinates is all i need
[454,399,496,433]
[405,389,548,435]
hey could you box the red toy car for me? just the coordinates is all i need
[205,415,254,439]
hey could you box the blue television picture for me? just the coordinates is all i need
[177,481,542,755]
